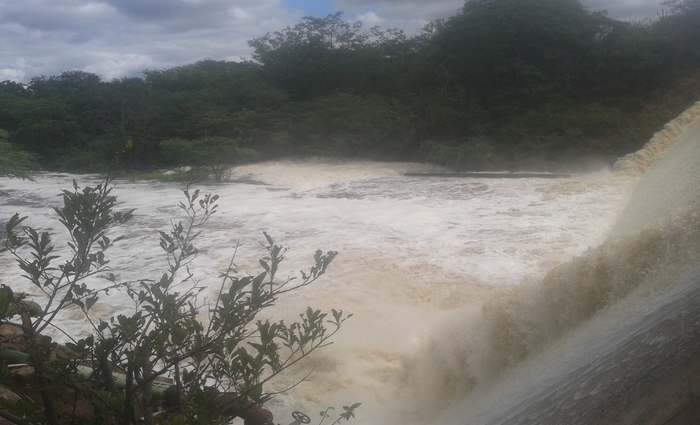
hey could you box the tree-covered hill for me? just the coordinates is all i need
[1,0,699,174]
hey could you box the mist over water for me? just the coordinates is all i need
[1,102,699,424]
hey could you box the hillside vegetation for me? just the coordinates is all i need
[1,0,700,174]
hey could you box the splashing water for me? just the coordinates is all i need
[413,101,700,425]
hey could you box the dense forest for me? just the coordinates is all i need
[1,0,700,175]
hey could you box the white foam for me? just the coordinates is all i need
[613,101,700,175]
[0,163,632,424]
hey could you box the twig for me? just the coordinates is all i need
[0,408,39,425]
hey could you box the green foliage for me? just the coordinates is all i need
[1,179,357,424]
[143,61,286,142]
[428,0,600,105]
[0,140,37,179]
[160,137,259,181]
[248,12,411,98]
[421,137,495,171]
[499,103,630,145]
[50,139,126,172]
[9,97,81,156]
[268,94,411,158]
[656,0,700,65]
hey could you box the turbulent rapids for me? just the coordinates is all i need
[1,102,700,424]
[418,102,700,425]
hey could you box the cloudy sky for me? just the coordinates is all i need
[0,0,666,83]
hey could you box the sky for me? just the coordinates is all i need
[0,0,666,84]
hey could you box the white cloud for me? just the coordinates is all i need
[0,0,303,82]
[82,53,159,81]
[356,11,386,27]
[0,68,25,82]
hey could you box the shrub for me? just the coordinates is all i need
[0,178,358,424]
[160,137,259,182]
[421,137,495,171]
[0,140,37,179]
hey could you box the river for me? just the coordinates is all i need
[1,102,699,424]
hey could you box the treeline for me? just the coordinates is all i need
[1,0,700,173]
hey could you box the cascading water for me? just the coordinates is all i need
[413,101,700,425]
[1,102,699,424]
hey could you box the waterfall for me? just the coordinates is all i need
[414,102,700,424]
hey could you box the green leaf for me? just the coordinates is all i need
[85,295,98,311]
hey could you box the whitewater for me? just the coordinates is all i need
[1,101,700,424]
